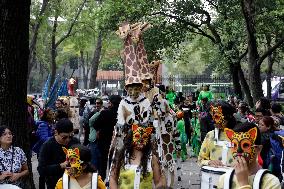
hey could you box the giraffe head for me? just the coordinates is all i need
[130,22,151,43]
[116,22,131,39]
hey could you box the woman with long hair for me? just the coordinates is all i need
[109,125,164,189]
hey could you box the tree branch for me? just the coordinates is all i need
[257,35,284,66]
[153,11,216,43]
[55,0,87,47]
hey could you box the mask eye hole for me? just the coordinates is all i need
[242,142,250,149]
[232,142,238,150]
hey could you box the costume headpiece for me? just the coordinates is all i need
[130,22,152,81]
[117,22,142,86]
[63,147,84,178]
[131,124,153,150]
[210,105,226,129]
[224,127,258,163]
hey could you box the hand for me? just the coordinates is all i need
[234,156,249,186]
[0,172,12,181]
[9,173,21,182]
[60,161,69,169]
[208,160,223,167]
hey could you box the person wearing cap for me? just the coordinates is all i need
[37,118,79,189]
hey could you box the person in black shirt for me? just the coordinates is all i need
[179,95,196,145]
[38,118,79,189]
[93,95,121,180]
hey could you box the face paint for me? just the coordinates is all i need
[225,127,257,164]
[132,124,153,150]
[126,85,142,100]
[210,105,226,129]
[63,147,84,178]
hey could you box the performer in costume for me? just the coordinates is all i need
[218,122,281,189]
[109,124,164,188]
[55,144,106,189]
[198,100,236,167]
[106,22,153,184]
[176,111,187,162]
[191,109,201,157]
[197,84,213,106]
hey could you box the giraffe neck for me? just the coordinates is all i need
[123,35,139,77]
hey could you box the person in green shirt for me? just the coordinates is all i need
[176,112,187,161]
[166,87,176,109]
[197,85,213,106]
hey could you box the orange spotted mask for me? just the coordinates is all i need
[224,127,258,163]
[63,147,84,178]
[132,125,153,150]
[210,105,226,129]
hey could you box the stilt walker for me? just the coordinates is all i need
[106,22,152,186]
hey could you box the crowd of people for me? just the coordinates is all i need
[0,21,283,189]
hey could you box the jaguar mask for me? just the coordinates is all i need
[132,124,153,150]
[63,147,84,178]
[224,127,257,164]
[210,105,226,129]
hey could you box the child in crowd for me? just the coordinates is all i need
[218,122,281,189]
[191,109,201,157]
[55,144,106,189]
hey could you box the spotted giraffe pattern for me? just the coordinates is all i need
[116,22,142,86]
[130,23,152,80]
[224,127,257,163]
[149,60,160,84]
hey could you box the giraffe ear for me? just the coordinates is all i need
[224,128,235,141]
[132,124,139,132]
[73,148,80,156]
[247,127,257,142]
[62,147,68,155]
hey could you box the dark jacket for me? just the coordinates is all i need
[38,137,79,189]
[94,107,117,149]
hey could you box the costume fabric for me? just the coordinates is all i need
[198,130,234,166]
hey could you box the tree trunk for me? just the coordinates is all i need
[80,50,88,89]
[236,62,254,107]
[241,0,263,103]
[229,62,243,99]
[266,34,274,99]
[50,15,58,87]
[28,0,49,78]
[0,1,35,188]
[89,32,103,89]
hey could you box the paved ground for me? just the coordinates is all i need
[32,147,201,189]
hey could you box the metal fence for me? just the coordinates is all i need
[85,75,233,98]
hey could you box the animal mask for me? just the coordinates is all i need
[210,105,226,129]
[62,147,84,178]
[224,127,258,163]
[132,124,153,150]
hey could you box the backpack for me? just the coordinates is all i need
[268,131,284,181]
[224,169,269,189]
[62,172,98,189]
